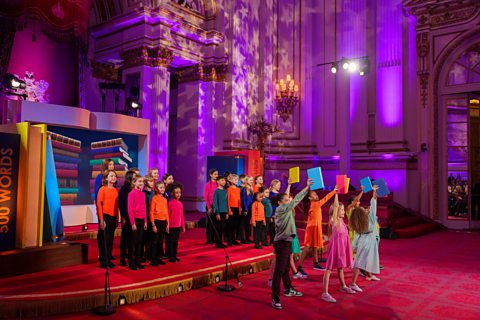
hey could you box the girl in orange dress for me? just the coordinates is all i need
[297,187,337,273]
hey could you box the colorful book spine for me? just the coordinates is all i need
[55,162,78,170]
[89,157,128,167]
[56,169,78,178]
[92,170,126,179]
[51,140,81,153]
[92,164,127,171]
[53,148,80,158]
[91,138,128,152]
[89,146,128,155]
[53,154,82,164]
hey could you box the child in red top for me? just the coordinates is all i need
[149,182,169,266]
[251,192,266,249]
[168,184,185,263]
[96,170,118,268]
[127,175,147,270]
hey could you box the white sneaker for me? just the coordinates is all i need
[366,275,381,281]
[340,286,356,294]
[293,272,308,279]
[349,283,363,292]
[321,293,336,303]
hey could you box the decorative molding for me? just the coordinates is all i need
[120,46,174,69]
[403,0,480,29]
[174,63,228,83]
[91,60,121,82]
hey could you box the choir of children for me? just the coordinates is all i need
[93,164,383,310]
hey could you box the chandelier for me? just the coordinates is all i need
[274,74,299,122]
[247,116,279,158]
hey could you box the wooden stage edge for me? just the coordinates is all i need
[0,242,88,279]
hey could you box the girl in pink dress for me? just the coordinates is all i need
[322,192,356,303]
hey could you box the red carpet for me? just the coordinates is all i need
[41,230,480,320]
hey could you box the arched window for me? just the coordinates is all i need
[447,43,480,86]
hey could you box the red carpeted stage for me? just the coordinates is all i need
[48,230,480,320]
[2,229,480,319]
[0,228,279,318]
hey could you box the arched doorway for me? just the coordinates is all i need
[437,34,480,229]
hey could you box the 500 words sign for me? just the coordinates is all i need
[0,132,20,251]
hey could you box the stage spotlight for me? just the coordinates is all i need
[359,71,365,76]
[348,62,358,72]
[118,295,127,306]
[82,224,88,232]
[3,73,26,90]
[342,59,349,70]
[178,284,184,292]
[331,62,338,74]
[358,58,370,77]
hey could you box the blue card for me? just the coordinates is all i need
[307,167,324,191]
[360,176,373,192]
[373,178,390,197]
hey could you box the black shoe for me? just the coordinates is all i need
[161,255,168,259]
[136,264,145,269]
[319,258,326,263]
[207,241,214,245]
[99,264,107,269]
[110,256,116,261]
[129,265,138,270]
[272,296,282,310]
[140,258,146,263]
[169,258,177,263]
[175,258,181,262]
[254,245,263,249]
[119,260,127,267]
[245,239,252,244]
[241,241,249,244]
[108,262,116,268]
[313,263,325,271]
[379,265,384,270]
[227,243,233,247]
[150,262,159,267]
[216,244,227,248]
[232,241,241,246]
[158,260,166,265]
[264,243,272,247]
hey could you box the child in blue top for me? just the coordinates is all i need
[213,176,229,248]
[261,186,274,246]
[240,175,254,243]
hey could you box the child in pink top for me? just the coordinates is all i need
[127,176,147,270]
[168,184,186,263]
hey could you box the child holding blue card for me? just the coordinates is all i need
[348,185,381,290]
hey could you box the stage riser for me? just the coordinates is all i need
[0,258,273,318]
[0,242,88,279]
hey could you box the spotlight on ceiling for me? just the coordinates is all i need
[342,60,349,70]
[82,224,88,232]
[348,62,358,72]
[3,73,26,90]
[118,295,127,306]
[330,62,338,74]
[358,58,370,77]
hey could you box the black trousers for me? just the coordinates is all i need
[266,217,276,244]
[206,207,216,243]
[272,240,293,298]
[231,207,241,243]
[168,227,181,260]
[141,223,153,260]
[97,214,116,266]
[151,219,167,263]
[215,213,227,244]
[128,218,145,266]
[254,221,266,246]
[120,218,131,262]
[244,208,252,241]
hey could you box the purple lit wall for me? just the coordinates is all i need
[376,0,403,129]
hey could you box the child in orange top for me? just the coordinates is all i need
[149,182,169,266]
[96,170,119,268]
[297,187,337,273]
[227,174,241,246]
[251,192,266,249]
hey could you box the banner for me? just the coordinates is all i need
[0,132,20,251]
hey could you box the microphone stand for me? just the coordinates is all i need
[206,210,242,292]
[93,200,116,315]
